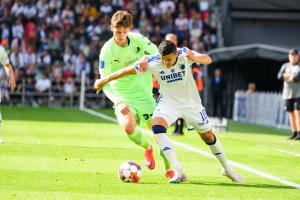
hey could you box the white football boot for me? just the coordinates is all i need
[222,168,245,184]
[169,170,187,184]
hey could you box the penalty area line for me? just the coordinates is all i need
[81,108,300,189]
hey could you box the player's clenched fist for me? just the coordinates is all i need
[184,50,195,60]
[137,56,149,72]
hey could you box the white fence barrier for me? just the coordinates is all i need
[233,91,290,129]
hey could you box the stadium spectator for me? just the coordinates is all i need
[192,63,204,100]
[277,49,300,140]
[212,68,226,119]
[37,0,49,24]
[35,72,50,93]
[11,0,25,18]
[175,13,189,41]
[1,23,10,41]
[25,77,35,105]
[10,47,26,69]
[12,18,24,40]
[159,0,175,15]
[100,0,113,15]
[246,82,256,94]
[112,0,124,11]
[23,1,37,20]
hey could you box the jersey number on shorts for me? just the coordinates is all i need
[143,113,153,120]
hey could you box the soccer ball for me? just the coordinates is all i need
[118,160,142,183]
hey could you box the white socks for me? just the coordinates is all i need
[208,137,230,171]
[155,133,182,173]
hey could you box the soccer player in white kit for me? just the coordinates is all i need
[0,44,16,144]
[94,40,244,184]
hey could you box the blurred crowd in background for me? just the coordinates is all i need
[0,0,219,105]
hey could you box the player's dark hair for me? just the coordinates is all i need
[159,40,177,56]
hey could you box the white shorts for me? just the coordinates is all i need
[153,102,211,133]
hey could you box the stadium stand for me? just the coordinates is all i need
[0,0,220,107]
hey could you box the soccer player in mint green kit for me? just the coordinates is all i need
[95,10,173,178]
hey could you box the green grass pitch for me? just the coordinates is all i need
[0,106,299,199]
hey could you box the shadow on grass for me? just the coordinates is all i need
[0,105,115,124]
[186,181,295,189]
[139,180,295,189]
[228,120,289,136]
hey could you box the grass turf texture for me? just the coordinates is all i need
[0,106,299,199]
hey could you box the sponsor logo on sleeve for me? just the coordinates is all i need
[99,60,105,68]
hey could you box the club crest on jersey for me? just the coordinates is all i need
[180,64,185,70]
[136,47,141,53]
[171,69,175,73]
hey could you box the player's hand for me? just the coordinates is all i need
[184,50,195,60]
[283,73,293,82]
[116,101,131,115]
[8,76,16,91]
[94,78,106,93]
[137,56,148,72]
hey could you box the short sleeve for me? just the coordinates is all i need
[99,45,112,78]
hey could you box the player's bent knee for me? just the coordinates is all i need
[123,125,136,135]
[152,125,166,134]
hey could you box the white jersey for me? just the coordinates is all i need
[147,47,202,108]
[0,45,9,66]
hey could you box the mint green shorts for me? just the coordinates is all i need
[115,98,156,126]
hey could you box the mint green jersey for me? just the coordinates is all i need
[99,32,158,104]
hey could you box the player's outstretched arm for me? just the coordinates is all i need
[95,56,149,93]
[94,66,137,93]
[185,50,212,65]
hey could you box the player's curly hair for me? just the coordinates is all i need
[111,10,133,29]
[159,40,177,56]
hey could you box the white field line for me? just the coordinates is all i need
[81,108,300,189]
[273,148,300,158]
[82,108,118,123]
